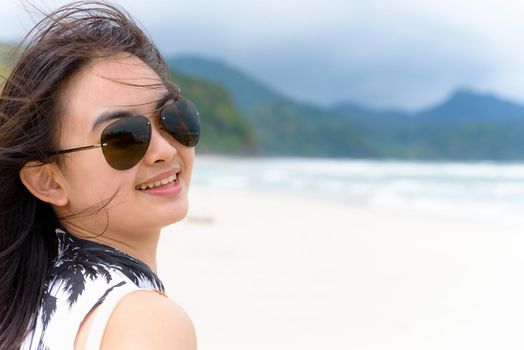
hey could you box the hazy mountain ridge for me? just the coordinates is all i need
[418,89,524,120]
[2,40,524,160]
[334,90,524,159]
[167,56,284,111]
[168,55,524,160]
[334,89,524,121]
[168,56,378,157]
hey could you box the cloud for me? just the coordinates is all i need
[142,0,524,109]
[2,0,524,109]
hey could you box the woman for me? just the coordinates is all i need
[0,1,199,349]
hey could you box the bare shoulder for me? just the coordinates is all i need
[101,290,197,350]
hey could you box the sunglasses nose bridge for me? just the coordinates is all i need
[142,121,178,164]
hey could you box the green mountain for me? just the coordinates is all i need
[413,90,524,159]
[4,42,524,160]
[167,56,282,111]
[169,55,524,160]
[418,89,524,120]
[334,90,524,160]
[169,70,258,154]
[0,43,13,78]
[167,56,377,157]
[0,63,7,78]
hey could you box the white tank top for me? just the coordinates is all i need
[20,228,166,349]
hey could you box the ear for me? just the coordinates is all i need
[19,161,69,207]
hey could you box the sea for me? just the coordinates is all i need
[192,156,524,225]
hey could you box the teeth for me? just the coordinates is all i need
[136,174,177,190]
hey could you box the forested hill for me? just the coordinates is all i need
[167,56,377,157]
[168,55,524,160]
[418,90,524,120]
[3,42,524,160]
[333,90,524,159]
[169,70,258,154]
[0,43,12,77]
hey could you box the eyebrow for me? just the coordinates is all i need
[91,92,174,132]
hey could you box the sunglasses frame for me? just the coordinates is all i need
[53,99,200,170]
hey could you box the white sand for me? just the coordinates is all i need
[157,186,524,350]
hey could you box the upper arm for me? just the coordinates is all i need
[100,290,197,350]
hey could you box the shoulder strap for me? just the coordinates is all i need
[84,284,143,350]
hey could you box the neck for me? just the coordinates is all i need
[61,222,161,273]
[103,232,160,273]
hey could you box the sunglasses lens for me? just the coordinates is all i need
[101,116,151,170]
[160,100,200,147]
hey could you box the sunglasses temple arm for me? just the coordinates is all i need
[56,143,106,155]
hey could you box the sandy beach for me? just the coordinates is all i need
[157,186,524,350]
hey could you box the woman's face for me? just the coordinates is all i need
[55,53,194,240]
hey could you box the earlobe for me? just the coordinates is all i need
[19,161,69,207]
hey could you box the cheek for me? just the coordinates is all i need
[62,154,133,208]
[181,147,195,176]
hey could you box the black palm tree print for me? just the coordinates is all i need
[23,227,165,349]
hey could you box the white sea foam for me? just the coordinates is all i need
[192,156,524,224]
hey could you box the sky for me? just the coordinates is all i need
[1,0,524,111]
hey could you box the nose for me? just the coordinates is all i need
[142,123,178,165]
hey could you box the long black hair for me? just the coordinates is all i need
[0,2,174,348]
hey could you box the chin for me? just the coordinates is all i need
[162,202,189,226]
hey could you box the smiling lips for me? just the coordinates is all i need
[135,173,177,190]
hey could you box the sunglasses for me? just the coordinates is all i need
[54,99,200,170]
